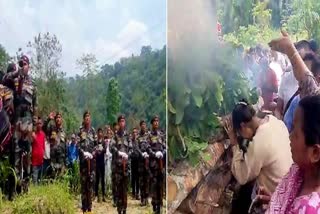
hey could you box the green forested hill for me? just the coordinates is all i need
[0,33,166,135]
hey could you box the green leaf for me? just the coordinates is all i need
[192,92,203,108]
[168,100,177,114]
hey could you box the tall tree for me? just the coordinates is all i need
[27,32,66,116]
[76,53,99,77]
[0,44,9,72]
[106,77,121,124]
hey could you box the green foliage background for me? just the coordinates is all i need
[0,33,166,134]
[169,0,320,166]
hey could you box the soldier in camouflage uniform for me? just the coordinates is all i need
[44,112,66,178]
[43,112,66,155]
[137,120,151,206]
[2,56,37,195]
[78,111,96,214]
[148,116,166,214]
[49,130,66,178]
[93,128,106,202]
[110,115,132,214]
[130,127,140,200]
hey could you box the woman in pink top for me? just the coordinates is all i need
[263,95,320,213]
[249,32,320,213]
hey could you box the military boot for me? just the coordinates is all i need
[153,204,157,213]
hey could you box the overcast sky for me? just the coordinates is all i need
[0,0,166,76]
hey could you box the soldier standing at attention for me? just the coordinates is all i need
[93,128,106,202]
[78,111,96,214]
[130,127,140,200]
[110,115,132,214]
[148,115,166,214]
[3,55,37,195]
[137,120,149,142]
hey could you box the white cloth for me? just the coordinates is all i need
[118,151,128,160]
[142,152,149,158]
[231,115,293,194]
[105,156,112,187]
[44,140,50,159]
[155,151,163,159]
[279,71,299,110]
[84,151,93,159]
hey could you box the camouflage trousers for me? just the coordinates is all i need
[13,115,33,194]
[112,163,117,204]
[150,169,164,208]
[138,162,150,202]
[114,169,128,213]
[80,159,95,212]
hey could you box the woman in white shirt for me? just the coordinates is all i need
[225,100,293,195]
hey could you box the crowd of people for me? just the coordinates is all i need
[0,55,166,214]
[225,32,320,213]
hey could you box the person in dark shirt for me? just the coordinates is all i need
[93,128,106,202]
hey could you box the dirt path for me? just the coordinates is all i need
[75,196,166,214]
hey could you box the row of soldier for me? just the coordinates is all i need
[0,56,166,214]
[77,113,166,214]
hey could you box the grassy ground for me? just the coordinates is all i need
[75,195,167,214]
[0,182,76,214]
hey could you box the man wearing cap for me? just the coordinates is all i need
[148,115,166,214]
[2,55,37,195]
[78,111,97,214]
[137,120,151,206]
[110,115,132,214]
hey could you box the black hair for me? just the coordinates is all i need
[295,40,312,51]
[83,110,90,119]
[55,112,62,120]
[309,39,318,53]
[299,95,320,146]
[232,99,256,131]
[303,52,316,61]
[97,128,103,133]
[140,120,146,126]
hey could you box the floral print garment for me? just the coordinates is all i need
[291,192,320,214]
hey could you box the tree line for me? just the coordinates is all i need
[0,33,166,135]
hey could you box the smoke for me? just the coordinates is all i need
[168,0,218,75]
[167,0,266,125]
